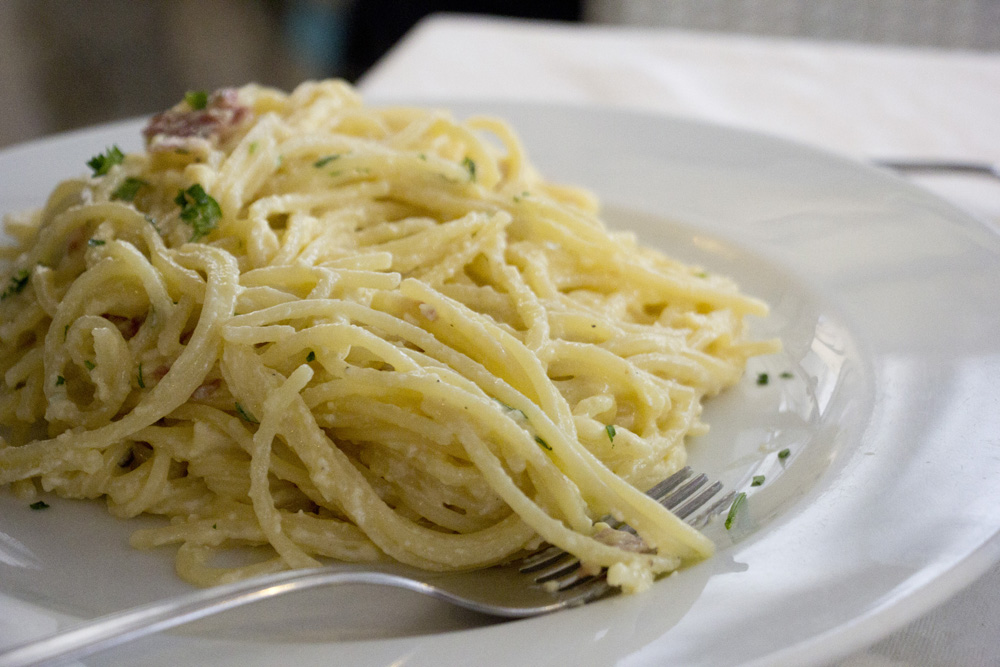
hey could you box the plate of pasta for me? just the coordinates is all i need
[1,82,1000,666]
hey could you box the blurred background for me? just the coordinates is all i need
[0,0,997,148]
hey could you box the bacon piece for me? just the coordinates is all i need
[65,227,87,254]
[104,314,143,339]
[192,379,221,401]
[143,89,252,153]
[592,525,652,553]
[418,302,438,321]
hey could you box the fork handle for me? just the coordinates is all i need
[0,566,416,667]
[875,160,999,178]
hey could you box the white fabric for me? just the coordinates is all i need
[358,14,1000,665]
[359,14,1000,231]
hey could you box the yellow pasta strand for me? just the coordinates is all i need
[0,80,778,593]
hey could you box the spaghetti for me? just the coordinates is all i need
[0,81,777,592]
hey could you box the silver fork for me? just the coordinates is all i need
[875,159,1000,180]
[0,467,729,667]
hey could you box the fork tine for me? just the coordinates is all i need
[688,490,735,529]
[643,466,694,501]
[673,481,723,519]
[519,466,703,572]
[661,473,709,510]
[532,557,582,583]
[545,575,613,607]
[517,545,569,572]
[524,467,727,595]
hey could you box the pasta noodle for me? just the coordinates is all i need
[0,81,777,593]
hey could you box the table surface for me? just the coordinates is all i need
[358,14,1000,666]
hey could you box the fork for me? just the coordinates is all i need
[0,467,730,667]
[875,159,1000,180]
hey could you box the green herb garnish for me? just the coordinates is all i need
[87,238,106,247]
[757,372,769,385]
[606,424,616,443]
[174,184,221,242]
[306,351,316,362]
[55,375,65,386]
[751,475,765,487]
[725,492,747,530]
[778,448,791,460]
[494,398,527,421]
[313,154,340,168]
[0,269,30,300]
[137,364,145,388]
[185,90,209,110]
[235,402,258,424]
[780,371,794,379]
[462,157,477,182]
[87,146,124,176]
[30,501,50,510]
[111,177,148,202]
[534,435,552,451]
[84,360,95,370]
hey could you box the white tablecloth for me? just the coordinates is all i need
[358,14,1000,666]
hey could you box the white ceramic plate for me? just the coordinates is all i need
[2,103,1000,666]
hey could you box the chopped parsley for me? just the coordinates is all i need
[84,360,95,370]
[30,501,50,510]
[462,157,477,182]
[137,363,145,388]
[606,424,616,443]
[0,269,30,300]
[534,435,552,451]
[696,271,709,278]
[87,146,124,176]
[313,154,340,168]
[185,90,209,110]
[780,371,794,379]
[111,177,149,202]
[756,372,769,386]
[235,402,258,424]
[778,448,791,460]
[306,351,316,362]
[751,475,765,487]
[494,398,527,421]
[725,492,747,530]
[175,184,221,242]
[55,375,65,386]
[87,238,106,247]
